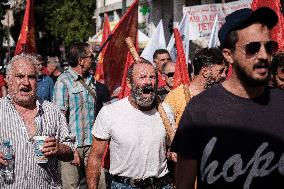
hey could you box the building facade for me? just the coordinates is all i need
[93,0,237,43]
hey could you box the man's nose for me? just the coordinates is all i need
[21,76,31,85]
[257,44,269,60]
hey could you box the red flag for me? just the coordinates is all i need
[14,0,37,55]
[251,0,284,51]
[118,53,135,99]
[95,14,111,82]
[172,28,190,88]
[103,0,138,95]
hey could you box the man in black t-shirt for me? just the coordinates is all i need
[172,7,284,189]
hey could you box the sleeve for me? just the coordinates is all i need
[49,77,55,101]
[56,110,76,150]
[52,79,68,111]
[92,106,111,140]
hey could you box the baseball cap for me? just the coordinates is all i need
[218,7,278,47]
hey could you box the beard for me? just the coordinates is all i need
[204,75,225,89]
[130,83,157,108]
[234,59,269,87]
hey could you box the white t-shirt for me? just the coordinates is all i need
[92,97,175,179]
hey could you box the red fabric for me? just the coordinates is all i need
[14,0,37,55]
[42,67,50,76]
[158,73,166,88]
[118,53,135,99]
[95,14,111,83]
[251,0,284,51]
[102,0,138,95]
[172,28,190,88]
[0,74,6,98]
[226,64,233,80]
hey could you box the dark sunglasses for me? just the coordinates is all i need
[165,72,175,77]
[83,54,94,60]
[240,41,278,56]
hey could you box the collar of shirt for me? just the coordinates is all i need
[67,67,94,86]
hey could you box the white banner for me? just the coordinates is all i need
[184,0,252,47]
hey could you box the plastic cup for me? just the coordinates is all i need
[33,136,48,164]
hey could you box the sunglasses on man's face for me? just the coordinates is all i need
[165,72,175,77]
[238,41,278,56]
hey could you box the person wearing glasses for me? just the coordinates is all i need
[171,7,284,189]
[270,52,284,90]
[53,42,97,189]
[157,61,176,101]
[164,48,227,126]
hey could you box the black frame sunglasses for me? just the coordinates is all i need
[165,72,175,77]
[239,41,278,56]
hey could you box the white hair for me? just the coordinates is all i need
[6,53,39,79]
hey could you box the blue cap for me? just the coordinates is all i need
[218,7,278,47]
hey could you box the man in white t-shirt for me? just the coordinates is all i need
[86,59,175,189]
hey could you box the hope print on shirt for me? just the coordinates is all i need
[200,137,284,189]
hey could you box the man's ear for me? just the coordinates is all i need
[222,48,234,65]
[201,67,210,79]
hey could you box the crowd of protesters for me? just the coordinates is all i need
[0,6,283,189]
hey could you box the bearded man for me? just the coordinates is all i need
[86,59,175,189]
[172,7,284,189]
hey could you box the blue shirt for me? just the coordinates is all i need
[53,67,96,147]
[37,75,54,101]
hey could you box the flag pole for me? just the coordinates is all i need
[125,37,140,63]
[93,34,113,61]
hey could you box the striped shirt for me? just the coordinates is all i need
[0,96,75,189]
[53,67,96,147]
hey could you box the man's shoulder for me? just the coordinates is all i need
[164,84,185,103]
[103,98,128,110]
[190,84,223,105]
[41,99,63,115]
[56,71,72,81]
[269,87,284,99]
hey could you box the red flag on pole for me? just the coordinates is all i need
[102,0,138,95]
[95,14,111,83]
[14,0,37,55]
[118,52,136,99]
[251,0,284,51]
[172,28,190,88]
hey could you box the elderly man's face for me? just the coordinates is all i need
[130,63,157,108]
[7,60,37,106]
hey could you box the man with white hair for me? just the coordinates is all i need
[0,53,74,188]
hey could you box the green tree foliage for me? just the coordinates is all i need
[44,0,96,46]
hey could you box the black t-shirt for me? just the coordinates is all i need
[172,84,284,189]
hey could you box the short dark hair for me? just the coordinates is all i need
[193,48,224,75]
[153,49,170,60]
[271,52,284,76]
[67,42,90,67]
[127,59,158,85]
[220,30,238,51]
